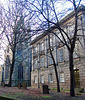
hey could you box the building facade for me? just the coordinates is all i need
[3,17,32,86]
[3,37,31,86]
[31,6,85,90]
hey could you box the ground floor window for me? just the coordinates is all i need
[49,73,53,83]
[59,72,65,82]
[34,76,37,83]
[40,75,44,83]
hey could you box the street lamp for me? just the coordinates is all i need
[38,60,40,88]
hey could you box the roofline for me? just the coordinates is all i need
[31,5,85,45]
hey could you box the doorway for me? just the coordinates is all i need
[74,69,80,88]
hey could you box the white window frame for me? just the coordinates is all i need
[50,37,53,47]
[34,60,37,68]
[73,50,78,58]
[34,46,37,54]
[34,76,37,83]
[57,33,62,43]
[59,49,64,62]
[48,55,53,65]
[40,75,44,83]
[49,73,53,83]
[40,57,44,67]
[69,25,75,37]
[59,72,65,82]
[40,42,44,51]
[73,44,78,58]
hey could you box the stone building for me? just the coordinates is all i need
[3,17,32,86]
[3,38,31,86]
[4,45,12,85]
[31,6,85,90]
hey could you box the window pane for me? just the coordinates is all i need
[40,42,44,51]
[49,55,53,65]
[50,38,53,46]
[40,57,44,67]
[34,60,37,68]
[57,33,62,42]
[49,73,53,83]
[34,76,37,83]
[59,49,64,62]
[60,72,65,82]
[73,50,78,58]
[34,47,37,54]
[73,45,78,58]
[40,75,44,83]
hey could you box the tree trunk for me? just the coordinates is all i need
[48,34,60,92]
[8,66,14,87]
[69,51,75,97]
[8,50,15,87]
[8,32,16,87]
[54,63,60,92]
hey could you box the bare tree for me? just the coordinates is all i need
[21,0,83,96]
[1,0,31,86]
[46,0,60,92]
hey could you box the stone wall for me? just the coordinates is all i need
[31,57,85,90]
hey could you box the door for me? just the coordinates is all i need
[74,69,80,88]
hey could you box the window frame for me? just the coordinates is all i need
[34,59,37,68]
[40,42,44,51]
[34,76,37,83]
[58,48,64,62]
[49,73,53,83]
[59,72,65,83]
[40,57,44,67]
[40,75,44,83]
[48,54,53,65]
[34,46,37,54]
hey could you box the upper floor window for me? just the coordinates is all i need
[48,55,53,65]
[46,38,48,49]
[50,37,53,47]
[34,46,37,54]
[57,33,62,43]
[40,57,44,67]
[53,35,55,45]
[73,49,78,58]
[59,72,65,82]
[49,73,53,83]
[40,42,44,51]
[69,25,74,37]
[34,59,37,68]
[40,75,44,83]
[58,49,64,62]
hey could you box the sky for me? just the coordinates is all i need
[0,0,8,65]
[0,0,85,65]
